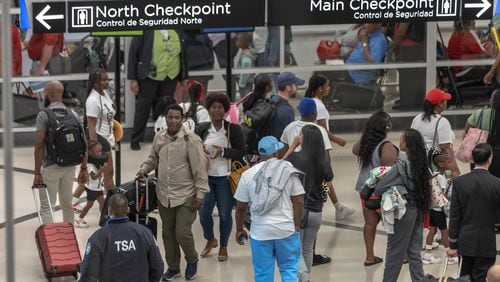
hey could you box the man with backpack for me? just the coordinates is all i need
[270,72,305,140]
[33,81,88,224]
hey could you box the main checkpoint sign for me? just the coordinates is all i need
[268,0,494,25]
[33,0,265,33]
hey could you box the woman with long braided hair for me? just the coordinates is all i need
[372,128,431,281]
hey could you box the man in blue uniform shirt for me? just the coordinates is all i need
[79,194,164,282]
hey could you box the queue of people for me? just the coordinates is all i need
[27,23,500,281]
[32,68,500,281]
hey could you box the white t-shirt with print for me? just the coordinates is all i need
[204,124,230,177]
[313,98,330,131]
[411,113,455,149]
[234,161,305,241]
[85,163,103,191]
[86,89,116,142]
[281,120,332,152]
[154,103,211,134]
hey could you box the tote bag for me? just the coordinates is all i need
[456,110,489,163]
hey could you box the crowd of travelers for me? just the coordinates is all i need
[25,21,500,282]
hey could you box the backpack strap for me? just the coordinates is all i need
[42,107,68,128]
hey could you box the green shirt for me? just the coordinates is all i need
[149,30,181,81]
[467,108,494,130]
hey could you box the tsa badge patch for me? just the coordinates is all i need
[85,242,92,255]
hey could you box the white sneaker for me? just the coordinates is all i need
[447,256,459,265]
[335,204,356,220]
[74,218,89,228]
[422,252,441,265]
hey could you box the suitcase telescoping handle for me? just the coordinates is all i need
[443,256,462,279]
[32,184,55,226]
[135,175,149,224]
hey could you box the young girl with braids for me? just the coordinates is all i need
[74,141,107,228]
[372,128,432,282]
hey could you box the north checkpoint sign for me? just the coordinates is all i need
[268,0,494,25]
[33,0,265,33]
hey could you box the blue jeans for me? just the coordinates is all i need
[250,231,301,282]
[199,176,234,247]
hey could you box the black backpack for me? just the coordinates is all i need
[243,97,286,138]
[43,108,86,167]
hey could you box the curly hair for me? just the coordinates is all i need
[402,128,432,211]
[304,74,328,98]
[358,110,391,168]
[205,92,230,113]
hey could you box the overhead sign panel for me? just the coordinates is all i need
[33,2,66,33]
[67,0,265,32]
[268,0,493,25]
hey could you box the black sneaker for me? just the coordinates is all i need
[161,269,181,281]
[312,254,332,267]
[131,142,141,151]
[185,261,198,280]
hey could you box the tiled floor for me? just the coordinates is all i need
[0,131,495,281]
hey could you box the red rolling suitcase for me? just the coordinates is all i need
[33,185,81,281]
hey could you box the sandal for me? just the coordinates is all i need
[200,239,218,257]
[218,247,228,262]
[364,256,383,266]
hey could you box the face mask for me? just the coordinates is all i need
[88,151,109,168]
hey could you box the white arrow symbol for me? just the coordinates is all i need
[35,5,64,30]
[464,0,492,18]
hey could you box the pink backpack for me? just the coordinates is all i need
[225,92,253,124]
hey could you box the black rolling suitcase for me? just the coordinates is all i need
[99,176,158,238]
[129,176,158,238]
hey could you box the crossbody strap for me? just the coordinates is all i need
[432,116,443,148]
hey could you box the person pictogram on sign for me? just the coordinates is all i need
[78,9,87,26]
[443,0,451,14]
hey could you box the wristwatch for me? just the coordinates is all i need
[362,42,368,48]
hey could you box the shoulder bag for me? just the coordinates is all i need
[428,116,444,168]
[455,110,489,163]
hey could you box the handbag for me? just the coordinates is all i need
[226,124,250,194]
[228,161,249,194]
[360,184,381,210]
[428,117,444,168]
[456,110,489,163]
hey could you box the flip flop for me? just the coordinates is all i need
[218,247,228,262]
[200,239,218,257]
[364,256,383,266]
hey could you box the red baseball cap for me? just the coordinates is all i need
[425,88,452,105]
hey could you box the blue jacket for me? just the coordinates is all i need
[79,217,164,282]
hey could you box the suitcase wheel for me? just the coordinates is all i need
[73,272,78,279]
